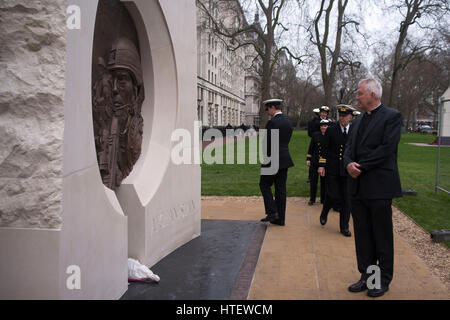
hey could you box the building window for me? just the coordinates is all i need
[254,116,260,128]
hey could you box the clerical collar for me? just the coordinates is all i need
[366,104,382,116]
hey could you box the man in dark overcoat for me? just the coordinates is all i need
[345,78,402,298]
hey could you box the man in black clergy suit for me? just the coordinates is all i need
[318,105,354,237]
[344,78,402,298]
[260,99,294,226]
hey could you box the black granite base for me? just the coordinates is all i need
[121,219,266,300]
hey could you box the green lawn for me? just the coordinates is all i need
[201,131,450,245]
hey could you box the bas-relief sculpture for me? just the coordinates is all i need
[92,0,144,190]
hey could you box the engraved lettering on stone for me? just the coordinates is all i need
[152,200,197,232]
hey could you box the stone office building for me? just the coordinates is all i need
[196,2,295,128]
[196,0,247,127]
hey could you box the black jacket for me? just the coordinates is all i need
[308,116,333,137]
[343,105,402,199]
[262,113,294,170]
[307,117,320,137]
[320,122,351,176]
[307,131,326,169]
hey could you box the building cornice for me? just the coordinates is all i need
[198,76,245,103]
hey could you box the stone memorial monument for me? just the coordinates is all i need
[0,0,200,299]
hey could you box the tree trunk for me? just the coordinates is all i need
[259,55,272,127]
[389,0,420,109]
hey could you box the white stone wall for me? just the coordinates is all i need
[0,0,66,229]
[441,87,450,137]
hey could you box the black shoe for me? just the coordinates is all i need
[320,213,327,226]
[367,285,389,298]
[308,200,314,206]
[340,229,351,237]
[261,213,279,222]
[270,219,285,226]
[348,279,368,292]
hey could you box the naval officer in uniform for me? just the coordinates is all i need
[318,105,355,237]
[306,119,330,205]
[259,99,294,226]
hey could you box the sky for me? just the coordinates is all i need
[238,0,437,72]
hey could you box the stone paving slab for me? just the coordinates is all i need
[202,197,450,300]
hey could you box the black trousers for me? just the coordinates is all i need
[351,199,394,286]
[321,175,350,231]
[309,166,326,203]
[259,168,288,223]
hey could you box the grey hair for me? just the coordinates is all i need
[359,78,382,100]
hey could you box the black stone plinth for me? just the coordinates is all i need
[121,219,265,300]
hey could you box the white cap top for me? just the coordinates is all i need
[263,99,283,105]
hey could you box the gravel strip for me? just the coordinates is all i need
[202,196,450,293]
[392,205,450,293]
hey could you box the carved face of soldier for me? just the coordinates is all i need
[111,68,136,107]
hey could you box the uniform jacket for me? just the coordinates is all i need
[343,104,402,199]
[308,116,333,137]
[306,131,326,169]
[319,122,351,176]
[262,113,294,170]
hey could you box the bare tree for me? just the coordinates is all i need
[334,62,368,106]
[305,0,361,107]
[372,29,450,130]
[388,0,449,109]
[197,0,305,125]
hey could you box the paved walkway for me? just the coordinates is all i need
[202,196,450,300]
[405,143,450,148]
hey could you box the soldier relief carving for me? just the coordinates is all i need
[92,36,144,190]
[92,0,146,189]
